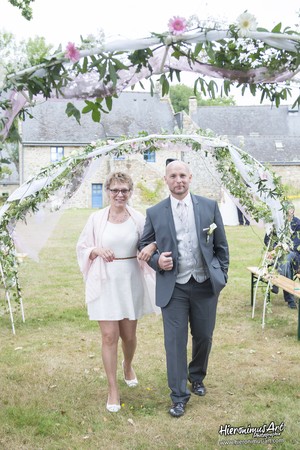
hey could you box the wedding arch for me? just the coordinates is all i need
[1,12,299,332]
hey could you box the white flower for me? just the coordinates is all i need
[203,223,217,243]
[236,12,258,37]
[208,222,217,235]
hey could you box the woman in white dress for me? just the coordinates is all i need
[219,187,239,226]
[76,172,157,412]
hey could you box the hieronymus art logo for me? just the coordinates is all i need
[218,421,285,446]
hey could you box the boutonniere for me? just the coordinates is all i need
[203,223,217,243]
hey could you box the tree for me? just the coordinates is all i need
[0,31,53,180]
[169,84,236,113]
[26,36,53,66]
[0,152,12,181]
[8,0,34,20]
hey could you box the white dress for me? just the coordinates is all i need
[87,217,154,321]
[219,190,239,226]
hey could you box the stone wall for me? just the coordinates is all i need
[182,148,221,200]
[68,147,184,211]
[19,144,300,213]
[272,165,300,191]
[22,144,182,212]
[21,145,79,182]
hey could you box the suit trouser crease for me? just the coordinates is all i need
[161,277,218,403]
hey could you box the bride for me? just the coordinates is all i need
[219,188,239,226]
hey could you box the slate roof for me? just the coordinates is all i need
[22,91,175,145]
[191,105,300,164]
[21,96,300,164]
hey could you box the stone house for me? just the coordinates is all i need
[20,91,181,210]
[17,93,300,211]
[187,98,300,192]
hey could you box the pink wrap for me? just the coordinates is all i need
[76,206,159,314]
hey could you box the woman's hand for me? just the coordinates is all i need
[138,242,157,262]
[90,247,115,262]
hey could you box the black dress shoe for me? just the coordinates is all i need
[191,381,206,396]
[288,301,297,309]
[271,285,279,294]
[169,402,186,418]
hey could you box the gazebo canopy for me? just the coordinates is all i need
[0,12,299,332]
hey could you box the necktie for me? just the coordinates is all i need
[177,201,188,230]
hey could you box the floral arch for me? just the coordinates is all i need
[0,12,299,332]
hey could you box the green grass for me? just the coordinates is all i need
[0,209,299,449]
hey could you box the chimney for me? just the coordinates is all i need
[189,96,198,117]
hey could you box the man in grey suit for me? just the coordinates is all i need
[139,160,229,417]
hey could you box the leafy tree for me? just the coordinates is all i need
[8,0,34,20]
[0,152,12,180]
[26,36,53,66]
[198,95,236,107]
[169,84,236,113]
[0,31,53,181]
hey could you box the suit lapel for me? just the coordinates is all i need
[165,197,177,244]
[191,195,203,243]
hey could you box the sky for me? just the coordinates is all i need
[1,0,299,47]
[1,0,299,104]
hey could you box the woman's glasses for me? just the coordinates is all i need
[109,189,130,196]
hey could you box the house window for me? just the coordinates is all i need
[143,149,156,163]
[275,141,284,150]
[92,183,103,208]
[50,146,64,162]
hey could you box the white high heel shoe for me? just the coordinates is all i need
[122,361,138,387]
[106,402,121,413]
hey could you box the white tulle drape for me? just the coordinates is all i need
[1,28,299,139]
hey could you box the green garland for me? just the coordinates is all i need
[1,131,291,319]
[1,14,300,134]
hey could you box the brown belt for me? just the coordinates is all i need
[114,256,137,260]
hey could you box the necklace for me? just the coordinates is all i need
[108,209,129,223]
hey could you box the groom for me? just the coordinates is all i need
[139,160,229,417]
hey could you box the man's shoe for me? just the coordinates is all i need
[271,285,279,294]
[288,301,297,309]
[169,402,186,418]
[191,381,206,396]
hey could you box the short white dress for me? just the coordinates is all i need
[87,217,154,321]
[219,190,239,226]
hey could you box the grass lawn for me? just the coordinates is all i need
[0,208,299,450]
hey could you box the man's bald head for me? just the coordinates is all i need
[164,160,192,200]
[165,160,191,176]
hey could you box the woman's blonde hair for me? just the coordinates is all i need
[104,172,133,191]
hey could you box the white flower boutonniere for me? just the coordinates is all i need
[203,223,217,243]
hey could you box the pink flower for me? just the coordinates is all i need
[168,16,187,35]
[65,42,80,62]
[260,171,268,181]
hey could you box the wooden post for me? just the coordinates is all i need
[0,260,15,334]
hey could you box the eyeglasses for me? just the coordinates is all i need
[109,189,131,196]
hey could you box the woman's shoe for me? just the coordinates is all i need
[122,361,138,387]
[106,402,121,413]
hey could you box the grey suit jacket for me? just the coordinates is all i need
[139,194,229,308]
